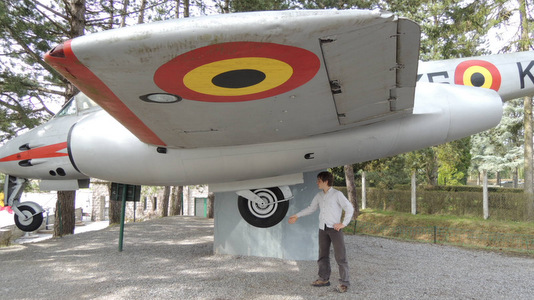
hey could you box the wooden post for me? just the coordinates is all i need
[411,170,417,215]
[483,170,489,220]
[361,171,367,210]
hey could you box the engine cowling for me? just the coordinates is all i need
[68,83,502,187]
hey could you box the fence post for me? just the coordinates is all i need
[483,170,489,220]
[411,170,417,215]
[433,226,437,244]
[361,171,367,210]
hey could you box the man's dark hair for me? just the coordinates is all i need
[317,171,333,186]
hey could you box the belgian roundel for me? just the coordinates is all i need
[153,42,320,102]
[454,60,501,92]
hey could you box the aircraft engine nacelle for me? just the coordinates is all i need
[67,82,502,190]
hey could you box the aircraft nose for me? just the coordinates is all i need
[0,138,22,174]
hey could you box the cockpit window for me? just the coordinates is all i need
[76,93,98,112]
[54,93,100,118]
[55,98,77,117]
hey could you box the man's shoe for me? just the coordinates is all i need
[311,279,330,287]
[336,284,348,293]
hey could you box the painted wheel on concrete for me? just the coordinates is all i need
[14,205,43,232]
[238,187,289,228]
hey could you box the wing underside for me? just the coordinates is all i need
[45,10,420,148]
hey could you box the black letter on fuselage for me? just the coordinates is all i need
[518,61,534,89]
[427,71,449,83]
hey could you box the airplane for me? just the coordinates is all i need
[0,9,533,231]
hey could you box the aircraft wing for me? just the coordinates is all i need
[45,10,420,148]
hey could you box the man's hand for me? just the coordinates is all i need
[333,223,345,231]
[288,215,298,224]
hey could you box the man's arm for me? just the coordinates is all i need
[288,194,319,224]
[338,192,354,226]
[333,191,354,231]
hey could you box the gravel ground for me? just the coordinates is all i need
[1,216,532,300]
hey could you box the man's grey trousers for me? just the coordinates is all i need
[318,227,350,286]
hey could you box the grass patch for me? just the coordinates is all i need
[344,209,534,255]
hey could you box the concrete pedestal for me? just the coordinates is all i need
[213,171,320,260]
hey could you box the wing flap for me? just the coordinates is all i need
[321,18,420,126]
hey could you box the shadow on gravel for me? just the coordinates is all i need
[1,216,533,300]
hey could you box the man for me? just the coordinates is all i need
[288,171,354,293]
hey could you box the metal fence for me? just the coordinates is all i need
[348,187,530,222]
[345,220,534,253]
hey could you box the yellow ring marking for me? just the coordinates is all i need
[183,57,293,96]
[463,66,493,89]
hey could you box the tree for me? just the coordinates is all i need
[53,0,86,237]
[518,0,534,220]
[0,0,64,140]
[0,0,86,236]
[471,99,524,186]
[365,156,409,189]
[343,164,359,217]
[404,148,439,186]
[437,138,471,186]
[170,186,183,215]
[53,191,76,237]
[162,186,171,216]
[1,0,195,232]
[207,191,214,218]
[226,0,289,12]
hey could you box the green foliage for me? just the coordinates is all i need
[229,0,290,12]
[437,138,471,185]
[471,99,524,176]
[365,156,409,189]
[294,0,377,9]
[404,147,439,185]
[0,0,68,140]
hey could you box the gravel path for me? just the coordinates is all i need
[1,216,532,300]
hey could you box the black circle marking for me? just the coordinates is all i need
[212,69,266,89]
[470,72,485,87]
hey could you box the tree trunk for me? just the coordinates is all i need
[343,164,359,218]
[170,186,176,215]
[171,186,183,215]
[138,0,147,24]
[54,191,76,237]
[513,167,519,189]
[69,0,86,37]
[162,186,171,217]
[207,192,214,218]
[519,0,534,221]
[109,183,121,224]
[222,0,230,13]
[120,0,129,27]
[184,0,190,17]
[53,0,86,237]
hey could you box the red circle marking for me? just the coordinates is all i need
[454,60,501,91]
[154,42,320,102]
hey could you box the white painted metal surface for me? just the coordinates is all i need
[45,10,420,149]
